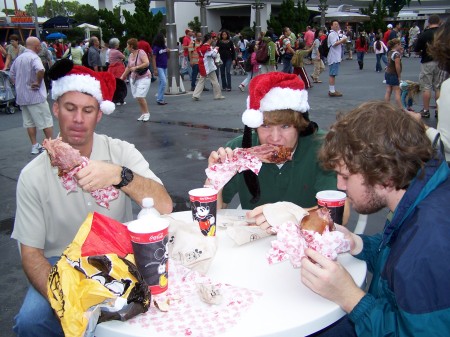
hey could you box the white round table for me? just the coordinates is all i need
[95,210,367,337]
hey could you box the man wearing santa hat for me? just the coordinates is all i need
[206,72,339,211]
[11,59,173,336]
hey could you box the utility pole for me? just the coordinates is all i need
[165,0,185,94]
[32,0,40,39]
[195,0,210,36]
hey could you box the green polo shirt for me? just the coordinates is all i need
[222,130,337,209]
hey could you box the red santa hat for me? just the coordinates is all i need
[242,72,310,128]
[49,59,116,115]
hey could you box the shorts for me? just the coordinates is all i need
[419,61,440,91]
[22,102,54,129]
[329,63,340,77]
[130,77,151,98]
[385,72,399,86]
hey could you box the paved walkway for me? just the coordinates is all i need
[0,54,437,334]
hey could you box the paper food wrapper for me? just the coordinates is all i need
[205,148,263,190]
[262,202,351,267]
[61,157,120,208]
[166,215,218,275]
[226,225,272,245]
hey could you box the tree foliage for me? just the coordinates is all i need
[188,16,201,33]
[372,0,420,17]
[267,0,311,36]
[98,7,125,45]
[73,4,99,25]
[360,1,388,33]
[122,0,164,42]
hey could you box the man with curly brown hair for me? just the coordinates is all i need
[301,101,450,336]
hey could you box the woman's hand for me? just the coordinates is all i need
[207,147,233,168]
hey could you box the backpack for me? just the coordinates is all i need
[256,41,270,63]
[319,36,330,58]
[291,50,302,68]
[243,56,253,72]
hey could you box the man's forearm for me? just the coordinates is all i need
[21,245,52,299]
[121,173,173,214]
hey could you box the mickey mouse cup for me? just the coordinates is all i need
[128,217,169,295]
[316,190,347,225]
[189,187,218,236]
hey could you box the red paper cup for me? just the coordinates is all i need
[189,187,218,236]
[316,190,347,225]
[128,217,169,295]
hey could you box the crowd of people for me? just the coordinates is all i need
[3,14,450,337]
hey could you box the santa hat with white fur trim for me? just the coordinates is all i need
[242,72,310,128]
[48,59,116,115]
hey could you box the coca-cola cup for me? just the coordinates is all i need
[128,217,169,295]
[316,190,347,225]
[189,187,218,236]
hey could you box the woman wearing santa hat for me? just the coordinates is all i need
[207,72,340,211]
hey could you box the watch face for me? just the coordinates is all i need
[123,167,134,184]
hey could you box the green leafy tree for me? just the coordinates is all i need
[240,26,254,40]
[266,16,282,36]
[73,4,99,25]
[278,0,296,33]
[188,16,201,33]
[294,0,310,35]
[360,1,388,33]
[122,0,163,41]
[373,0,420,17]
[98,7,125,45]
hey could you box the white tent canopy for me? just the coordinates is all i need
[77,23,102,41]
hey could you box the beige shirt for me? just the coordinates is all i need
[12,133,163,257]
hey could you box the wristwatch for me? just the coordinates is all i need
[113,166,134,189]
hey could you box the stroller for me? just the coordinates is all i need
[0,71,17,114]
[233,51,247,76]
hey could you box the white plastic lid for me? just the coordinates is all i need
[142,197,155,208]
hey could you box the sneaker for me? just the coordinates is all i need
[239,84,245,92]
[192,96,200,101]
[382,80,386,84]
[157,101,168,105]
[226,88,231,92]
[116,102,122,106]
[122,101,127,105]
[31,143,43,155]
[203,87,209,91]
[328,91,343,97]
[142,113,150,122]
[214,96,225,100]
[420,109,430,118]
[190,87,196,91]
[137,113,150,121]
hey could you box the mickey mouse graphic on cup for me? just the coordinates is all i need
[192,201,216,236]
[189,187,218,236]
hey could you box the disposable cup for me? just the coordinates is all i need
[316,190,347,225]
[189,187,218,236]
[128,217,169,295]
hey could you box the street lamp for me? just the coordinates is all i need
[252,0,265,40]
[195,0,211,36]
[318,0,328,30]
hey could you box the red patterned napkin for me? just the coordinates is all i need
[267,220,351,268]
[128,261,262,337]
[60,157,120,209]
[205,148,263,190]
